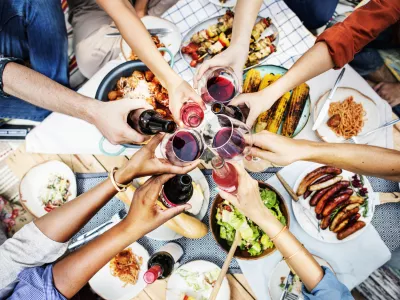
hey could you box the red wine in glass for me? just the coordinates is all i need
[180,102,204,128]
[211,156,238,194]
[212,127,246,160]
[206,76,236,103]
[165,130,203,165]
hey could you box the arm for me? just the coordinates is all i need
[250,131,400,182]
[194,0,263,87]
[134,0,149,18]
[97,0,204,125]
[219,165,323,291]
[232,0,400,127]
[53,174,190,298]
[3,62,153,144]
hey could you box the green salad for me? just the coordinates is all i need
[216,188,286,256]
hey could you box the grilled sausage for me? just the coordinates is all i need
[332,208,359,233]
[297,166,342,196]
[322,189,353,217]
[309,176,343,191]
[337,221,366,240]
[321,215,331,230]
[330,204,360,231]
[310,186,331,206]
[315,181,350,215]
[303,175,335,199]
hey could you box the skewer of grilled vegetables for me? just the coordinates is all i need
[282,83,310,137]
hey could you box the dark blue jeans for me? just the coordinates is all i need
[0,0,68,121]
[284,0,339,30]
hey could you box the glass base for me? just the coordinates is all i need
[243,157,274,172]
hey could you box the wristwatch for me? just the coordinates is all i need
[0,57,24,97]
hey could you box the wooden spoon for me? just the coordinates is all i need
[209,230,241,300]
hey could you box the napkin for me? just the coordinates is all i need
[26,62,393,154]
[237,161,391,300]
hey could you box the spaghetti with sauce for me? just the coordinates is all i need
[328,96,365,139]
[109,248,143,287]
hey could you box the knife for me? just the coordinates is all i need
[279,270,295,300]
[106,28,172,37]
[312,68,346,131]
[276,173,324,240]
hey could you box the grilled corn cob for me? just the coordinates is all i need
[265,91,291,133]
[258,73,281,91]
[282,83,309,137]
[243,69,262,93]
[255,110,270,133]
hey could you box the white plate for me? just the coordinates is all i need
[268,255,334,300]
[180,14,279,71]
[166,260,230,300]
[19,160,77,218]
[314,87,380,143]
[89,242,150,300]
[292,163,376,243]
[121,16,182,62]
[129,168,210,241]
[209,0,237,8]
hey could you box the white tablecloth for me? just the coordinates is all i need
[238,161,391,300]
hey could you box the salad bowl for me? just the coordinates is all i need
[210,181,290,260]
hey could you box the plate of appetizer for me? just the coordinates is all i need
[268,255,334,300]
[89,242,149,300]
[314,87,380,143]
[210,181,289,259]
[292,163,376,243]
[243,65,311,136]
[209,0,237,8]
[121,16,181,63]
[117,168,210,241]
[19,160,77,218]
[180,10,279,69]
[166,260,230,300]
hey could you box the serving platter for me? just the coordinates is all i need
[130,167,210,241]
[292,163,376,243]
[89,242,150,300]
[120,16,181,63]
[180,14,279,70]
[243,65,311,137]
[268,255,334,300]
[166,260,230,300]
[209,0,237,8]
[19,160,77,218]
[314,87,380,144]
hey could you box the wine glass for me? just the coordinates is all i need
[197,66,240,105]
[201,114,253,161]
[180,102,204,128]
[160,129,205,166]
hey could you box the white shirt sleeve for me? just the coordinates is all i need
[0,222,68,289]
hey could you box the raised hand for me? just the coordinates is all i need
[93,98,153,145]
[124,174,191,234]
[193,43,248,91]
[115,133,198,184]
[167,78,206,127]
[248,131,310,166]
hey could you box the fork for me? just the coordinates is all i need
[346,118,400,143]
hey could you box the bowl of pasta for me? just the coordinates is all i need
[313,87,380,143]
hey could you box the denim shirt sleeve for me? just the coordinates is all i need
[0,56,24,97]
[7,264,66,300]
[302,267,354,300]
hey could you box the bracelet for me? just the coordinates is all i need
[284,245,304,261]
[109,167,130,192]
[270,226,288,242]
